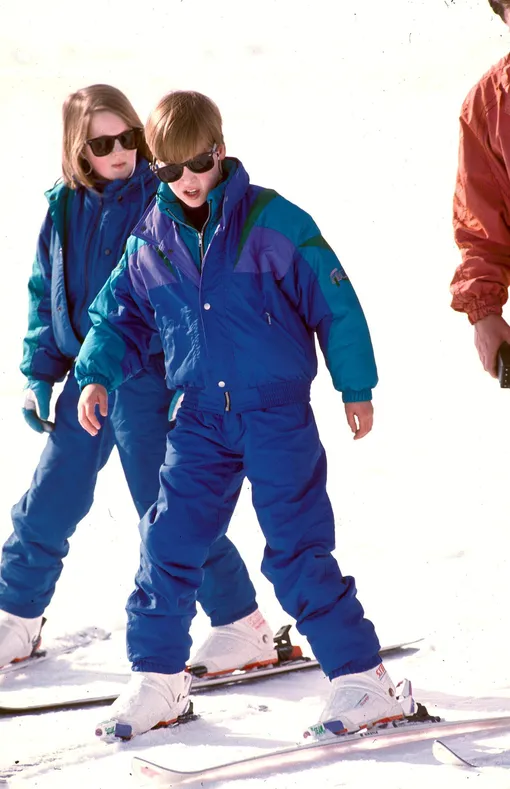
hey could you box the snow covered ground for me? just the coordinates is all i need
[2,0,510,785]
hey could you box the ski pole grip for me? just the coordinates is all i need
[497,341,510,388]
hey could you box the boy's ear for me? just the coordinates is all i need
[217,143,226,160]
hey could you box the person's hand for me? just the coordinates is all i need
[22,379,55,433]
[344,401,373,440]
[78,384,108,436]
[474,314,510,377]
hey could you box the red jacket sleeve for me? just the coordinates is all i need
[451,63,510,324]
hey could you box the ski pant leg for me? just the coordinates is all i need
[0,374,114,617]
[126,407,245,673]
[195,471,257,627]
[243,403,381,679]
[113,363,256,627]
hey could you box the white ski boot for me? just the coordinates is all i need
[0,611,44,668]
[188,609,277,676]
[305,663,409,739]
[95,670,193,740]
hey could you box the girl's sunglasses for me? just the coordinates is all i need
[151,145,217,183]
[86,127,143,158]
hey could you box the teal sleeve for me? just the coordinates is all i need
[20,212,72,383]
[279,206,378,401]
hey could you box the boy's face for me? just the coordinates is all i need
[163,143,226,207]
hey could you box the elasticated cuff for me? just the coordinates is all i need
[77,374,112,392]
[341,388,372,403]
[468,303,503,325]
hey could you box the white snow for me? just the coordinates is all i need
[2,0,510,785]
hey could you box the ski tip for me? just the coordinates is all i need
[95,720,132,741]
[432,739,475,768]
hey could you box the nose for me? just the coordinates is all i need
[180,165,198,185]
[112,138,124,153]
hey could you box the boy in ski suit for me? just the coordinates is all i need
[451,1,510,370]
[76,90,408,739]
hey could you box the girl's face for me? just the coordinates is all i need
[83,111,137,181]
[164,144,226,207]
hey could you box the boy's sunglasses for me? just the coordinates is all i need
[151,145,217,183]
[86,127,143,158]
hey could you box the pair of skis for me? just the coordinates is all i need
[132,714,510,786]
[3,626,505,784]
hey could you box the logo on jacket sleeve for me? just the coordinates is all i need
[330,266,348,287]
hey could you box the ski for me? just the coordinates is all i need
[132,714,510,786]
[0,627,422,715]
[432,739,476,767]
[0,625,111,676]
[188,633,423,690]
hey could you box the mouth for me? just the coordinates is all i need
[183,188,200,199]
[111,162,127,169]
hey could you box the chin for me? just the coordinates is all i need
[110,163,133,179]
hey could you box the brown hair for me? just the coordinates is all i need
[145,90,224,164]
[488,0,510,19]
[62,84,151,189]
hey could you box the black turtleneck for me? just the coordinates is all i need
[179,200,209,232]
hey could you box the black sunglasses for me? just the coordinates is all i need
[86,128,143,158]
[151,145,218,183]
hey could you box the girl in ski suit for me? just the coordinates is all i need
[76,90,410,739]
[0,85,273,673]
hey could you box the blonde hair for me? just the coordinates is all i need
[62,84,151,189]
[145,90,224,164]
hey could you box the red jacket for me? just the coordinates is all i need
[452,53,510,324]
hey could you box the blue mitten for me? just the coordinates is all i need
[22,379,55,433]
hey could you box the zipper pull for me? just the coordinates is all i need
[198,232,204,265]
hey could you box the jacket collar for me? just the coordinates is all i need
[135,158,250,247]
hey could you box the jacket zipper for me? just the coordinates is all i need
[196,204,212,359]
[197,203,211,268]
[196,204,231,412]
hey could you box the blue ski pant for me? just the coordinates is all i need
[0,362,257,624]
[127,402,381,679]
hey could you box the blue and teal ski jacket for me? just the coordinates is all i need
[21,159,159,384]
[75,159,378,408]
